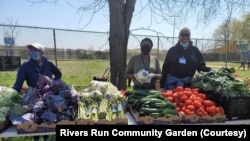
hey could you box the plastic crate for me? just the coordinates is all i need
[206,93,250,120]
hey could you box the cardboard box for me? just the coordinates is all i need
[128,104,182,125]
[76,117,128,125]
[16,120,76,134]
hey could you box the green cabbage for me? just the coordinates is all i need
[0,107,10,117]
[0,113,6,122]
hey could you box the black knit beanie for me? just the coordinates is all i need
[141,38,153,46]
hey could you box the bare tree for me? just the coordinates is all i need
[2,17,19,40]
[1,17,20,56]
[28,0,250,90]
[212,22,232,48]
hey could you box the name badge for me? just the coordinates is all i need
[179,57,186,64]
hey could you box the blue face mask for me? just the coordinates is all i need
[29,51,41,60]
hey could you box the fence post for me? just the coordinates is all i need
[157,36,159,59]
[53,29,58,67]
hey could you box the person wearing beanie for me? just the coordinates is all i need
[126,37,162,90]
[12,43,62,141]
[161,27,211,90]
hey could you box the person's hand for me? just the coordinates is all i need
[148,73,156,78]
[155,79,160,90]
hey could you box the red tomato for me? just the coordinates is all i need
[218,106,225,114]
[177,101,185,107]
[179,111,185,115]
[193,100,202,108]
[184,90,193,97]
[173,97,180,103]
[167,96,174,102]
[175,86,184,92]
[177,91,184,98]
[162,90,173,97]
[197,93,207,100]
[185,99,193,106]
[191,88,200,93]
[205,106,217,115]
[184,109,195,115]
[203,100,215,107]
[180,95,188,102]
[176,107,180,111]
[184,87,192,91]
[186,105,196,111]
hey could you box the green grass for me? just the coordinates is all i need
[1,60,250,88]
[0,59,110,88]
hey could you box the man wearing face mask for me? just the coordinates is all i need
[160,27,211,90]
[12,43,62,141]
[126,38,162,90]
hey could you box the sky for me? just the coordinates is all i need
[0,0,249,50]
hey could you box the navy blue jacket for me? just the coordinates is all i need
[160,41,206,88]
[13,57,62,92]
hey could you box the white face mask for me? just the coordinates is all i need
[180,42,189,48]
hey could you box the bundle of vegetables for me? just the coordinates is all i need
[191,67,250,97]
[127,90,178,118]
[77,95,127,121]
[77,80,128,121]
[162,86,225,116]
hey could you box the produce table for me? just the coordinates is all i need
[0,112,250,137]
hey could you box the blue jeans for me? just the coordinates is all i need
[164,74,192,90]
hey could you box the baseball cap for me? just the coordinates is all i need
[27,43,45,53]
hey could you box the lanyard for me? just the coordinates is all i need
[36,62,46,75]
[141,55,150,71]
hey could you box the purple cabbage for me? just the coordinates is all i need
[41,110,57,123]
[33,101,45,113]
[51,80,68,93]
[37,75,52,89]
[58,89,71,99]
[42,91,55,101]
[42,85,51,94]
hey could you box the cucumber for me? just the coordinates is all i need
[148,90,161,94]
[149,112,162,118]
[162,108,178,115]
[148,98,166,104]
[152,102,176,109]
[164,114,176,118]
[145,94,163,99]
[152,102,169,108]
[141,107,162,114]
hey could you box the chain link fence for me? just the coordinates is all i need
[0,24,247,62]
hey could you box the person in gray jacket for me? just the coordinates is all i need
[126,38,162,90]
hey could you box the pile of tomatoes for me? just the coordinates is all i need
[162,86,225,116]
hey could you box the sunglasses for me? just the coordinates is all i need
[180,33,190,37]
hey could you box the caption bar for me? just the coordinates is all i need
[56,125,250,140]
